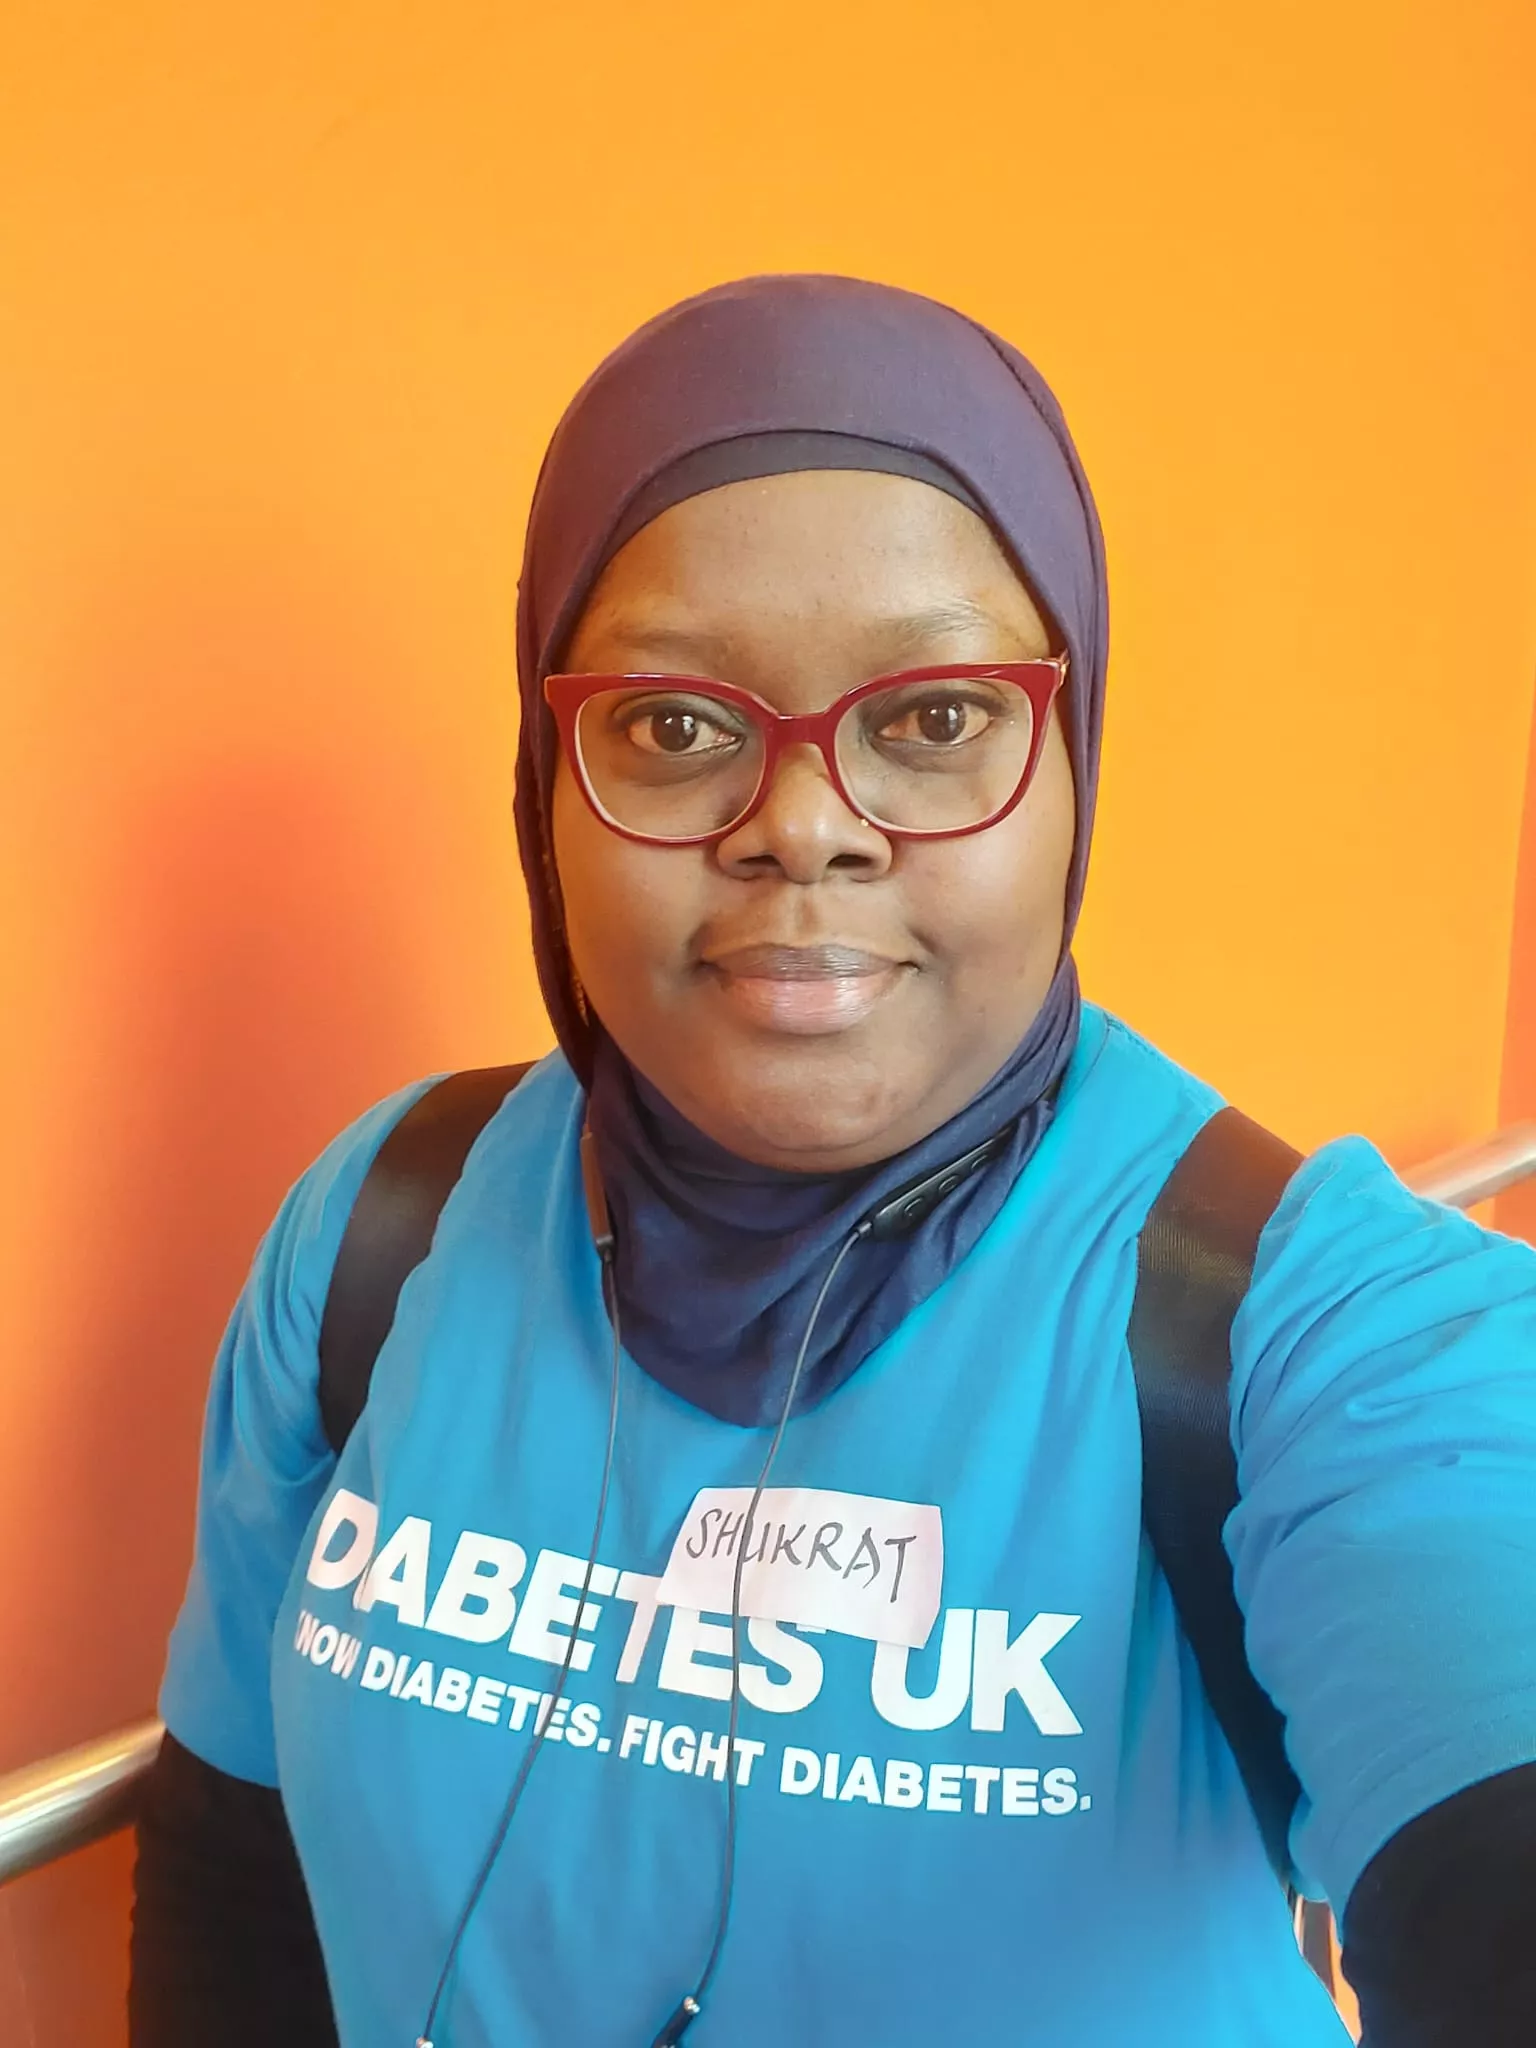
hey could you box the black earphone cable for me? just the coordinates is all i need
[649,1220,870,2048]
[415,1247,623,2048]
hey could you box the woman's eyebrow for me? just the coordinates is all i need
[877,597,1027,652]
[574,618,735,671]
[572,596,1037,673]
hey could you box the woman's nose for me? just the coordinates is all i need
[713,744,893,883]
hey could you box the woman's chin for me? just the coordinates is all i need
[673,1060,938,1174]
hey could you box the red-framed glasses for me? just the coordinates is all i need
[543,658,1068,847]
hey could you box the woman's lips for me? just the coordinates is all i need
[701,944,908,1036]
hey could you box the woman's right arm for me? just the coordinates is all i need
[129,1078,440,2046]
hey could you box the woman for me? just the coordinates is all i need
[132,275,1536,2046]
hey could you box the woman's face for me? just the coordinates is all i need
[552,468,1076,1172]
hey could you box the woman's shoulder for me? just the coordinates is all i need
[1038,1003,1227,1213]
[1072,1004,1226,1116]
[270,1075,449,1279]
[317,1050,577,1187]
[255,1053,577,1306]
[1073,1003,1536,1300]
[1243,1124,1536,1359]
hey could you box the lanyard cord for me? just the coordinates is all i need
[649,1220,871,2048]
[415,1245,623,2048]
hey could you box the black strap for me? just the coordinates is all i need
[316,1063,532,1455]
[1129,1105,1305,1884]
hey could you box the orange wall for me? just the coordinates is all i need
[1498,711,1536,1242]
[2,2,1534,2037]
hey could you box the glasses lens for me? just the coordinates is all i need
[574,686,764,841]
[834,674,1037,833]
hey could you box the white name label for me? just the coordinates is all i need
[657,1487,943,1650]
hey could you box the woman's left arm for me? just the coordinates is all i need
[1341,1757,1536,2044]
[1225,1140,1536,2043]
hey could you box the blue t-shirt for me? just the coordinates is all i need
[161,1005,1536,2047]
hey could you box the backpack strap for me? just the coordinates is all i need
[1129,1105,1305,1883]
[316,1063,533,1455]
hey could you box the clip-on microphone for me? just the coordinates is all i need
[859,1119,1018,1241]
[581,1119,616,1261]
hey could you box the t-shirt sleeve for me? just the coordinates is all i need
[1226,1136,1536,1910]
[158,1078,441,1787]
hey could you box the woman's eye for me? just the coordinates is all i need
[623,705,735,756]
[876,695,993,747]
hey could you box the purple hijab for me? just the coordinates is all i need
[514,275,1109,1425]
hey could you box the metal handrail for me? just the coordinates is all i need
[1403,1122,1536,1209]
[0,1717,164,1886]
[2,1121,1533,1890]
